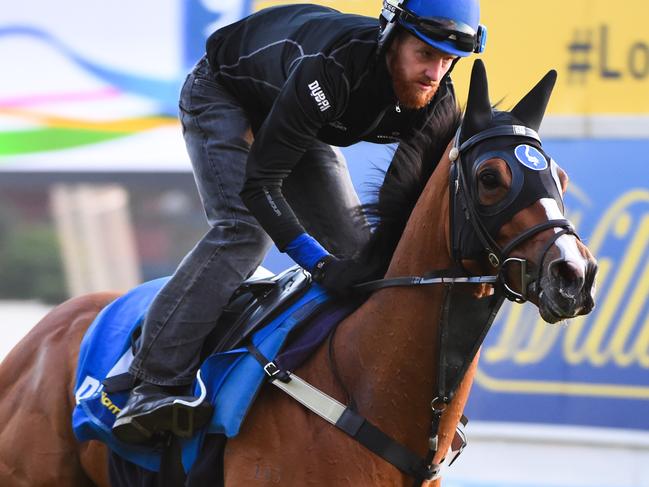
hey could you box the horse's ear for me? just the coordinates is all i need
[461,59,492,142]
[511,70,557,131]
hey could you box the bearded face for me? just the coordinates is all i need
[386,31,456,110]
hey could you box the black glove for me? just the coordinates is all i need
[311,255,362,296]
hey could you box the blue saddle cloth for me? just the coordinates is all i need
[71,275,353,473]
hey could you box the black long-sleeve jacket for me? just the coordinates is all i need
[206,4,456,249]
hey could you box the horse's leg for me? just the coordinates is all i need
[0,293,116,487]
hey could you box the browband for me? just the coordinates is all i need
[455,125,541,154]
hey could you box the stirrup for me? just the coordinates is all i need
[169,371,212,438]
[171,401,213,438]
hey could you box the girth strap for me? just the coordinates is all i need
[246,343,440,483]
[335,408,437,482]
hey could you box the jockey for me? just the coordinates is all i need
[113,0,486,444]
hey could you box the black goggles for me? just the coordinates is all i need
[399,9,486,54]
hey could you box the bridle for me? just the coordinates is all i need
[448,124,578,302]
[340,122,581,486]
[354,123,579,303]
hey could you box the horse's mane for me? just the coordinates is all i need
[352,99,462,281]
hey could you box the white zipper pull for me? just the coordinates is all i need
[395,102,401,113]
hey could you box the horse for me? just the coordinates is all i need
[0,59,597,486]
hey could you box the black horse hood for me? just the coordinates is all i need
[450,60,564,262]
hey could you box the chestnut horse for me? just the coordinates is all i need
[0,60,597,486]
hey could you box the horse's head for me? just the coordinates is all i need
[450,60,597,323]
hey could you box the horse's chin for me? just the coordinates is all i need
[536,285,595,324]
[537,290,570,324]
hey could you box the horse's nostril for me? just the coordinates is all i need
[584,260,598,298]
[549,260,584,293]
[586,260,598,287]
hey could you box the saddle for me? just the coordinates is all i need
[73,266,358,473]
[103,266,313,392]
[203,266,311,355]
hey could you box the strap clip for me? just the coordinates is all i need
[426,463,441,480]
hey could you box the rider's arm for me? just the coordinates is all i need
[240,57,350,269]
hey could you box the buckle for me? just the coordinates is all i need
[500,257,529,303]
[264,362,280,377]
[263,362,291,383]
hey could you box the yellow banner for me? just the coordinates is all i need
[253,1,649,115]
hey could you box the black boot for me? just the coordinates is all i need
[112,382,213,444]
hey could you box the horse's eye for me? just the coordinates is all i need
[479,171,500,189]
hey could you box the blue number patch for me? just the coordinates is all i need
[514,144,548,171]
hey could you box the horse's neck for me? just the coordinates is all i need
[335,152,453,447]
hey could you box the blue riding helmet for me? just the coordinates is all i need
[379,0,487,57]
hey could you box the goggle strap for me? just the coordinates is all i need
[475,24,487,53]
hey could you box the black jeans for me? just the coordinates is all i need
[129,57,369,386]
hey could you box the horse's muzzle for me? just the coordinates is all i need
[537,257,598,323]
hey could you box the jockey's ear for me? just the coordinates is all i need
[557,164,569,194]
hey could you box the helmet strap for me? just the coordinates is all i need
[446,56,462,75]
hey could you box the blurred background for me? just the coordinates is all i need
[1,1,648,486]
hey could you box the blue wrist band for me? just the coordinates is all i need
[284,233,329,272]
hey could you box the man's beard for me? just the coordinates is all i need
[390,61,438,109]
